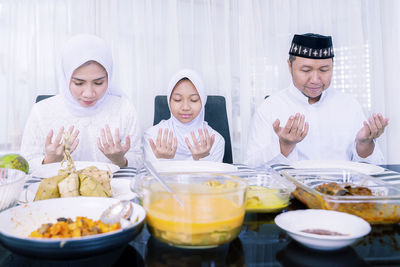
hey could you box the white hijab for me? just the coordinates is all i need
[58,34,122,116]
[164,69,210,157]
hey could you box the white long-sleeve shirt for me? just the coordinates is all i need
[143,120,225,162]
[143,69,225,163]
[245,85,384,167]
[20,95,143,172]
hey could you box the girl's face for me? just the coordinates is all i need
[169,79,202,124]
[69,61,108,107]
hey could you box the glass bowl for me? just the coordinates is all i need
[138,172,247,248]
[0,168,27,210]
[281,168,400,224]
[234,172,295,213]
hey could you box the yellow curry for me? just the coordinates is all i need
[204,180,289,213]
[29,216,121,238]
[146,195,245,247]
[246,186,289,212]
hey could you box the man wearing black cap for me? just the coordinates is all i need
[245,33,389,167]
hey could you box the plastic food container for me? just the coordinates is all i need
[235,172,295,213]
[0,168,27,211]
[138,172,247,248]
[281,169,400,224]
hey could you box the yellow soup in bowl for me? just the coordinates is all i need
[140,173,247,248]
[245,186,289,212]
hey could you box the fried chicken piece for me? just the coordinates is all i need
[344,185,373,196]
[315,182,348,196]
[316,182,373,196]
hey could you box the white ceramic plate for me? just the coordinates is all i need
[275,209,371,251]
[31,161,120,178]
[291,160,384,175]
[0,197,145,259]
[19,178,136,203]
[152,160,238,173]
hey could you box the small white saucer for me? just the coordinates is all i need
[274,209,371,251]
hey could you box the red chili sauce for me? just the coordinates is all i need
[301,229,347,236]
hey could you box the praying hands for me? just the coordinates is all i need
[272,113,309,157]
[185,128,215,160]
[356,113,389,158]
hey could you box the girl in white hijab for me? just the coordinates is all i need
[20,34,142,172]
[144,69,225,162]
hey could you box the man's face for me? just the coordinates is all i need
[288,57,333,104]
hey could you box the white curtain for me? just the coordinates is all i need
[0,0,399,163]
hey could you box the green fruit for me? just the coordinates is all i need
[0,154,29,174]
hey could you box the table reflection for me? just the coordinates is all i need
[240,212,288,265]
[0,245,144,267]
[276,241,368,267]
[145,236,245,267]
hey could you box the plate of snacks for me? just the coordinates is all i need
[31,161,120,179]
[21,132,135,202]
[19,178,136,203]
[0,197,145,259]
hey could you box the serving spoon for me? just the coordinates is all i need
[99,200,134,225]
[144,160,185,207]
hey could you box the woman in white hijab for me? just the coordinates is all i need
[144,69,225,162]
[20,34,142,172]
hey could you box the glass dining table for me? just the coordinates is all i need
[0,164,399,266]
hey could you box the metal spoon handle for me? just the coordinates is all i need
[144,160,174,193]
[144,160,185,207]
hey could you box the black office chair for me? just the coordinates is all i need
[35,95,54,103]
[153,95,233,164]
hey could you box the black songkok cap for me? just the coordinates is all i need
[289,33,334,59]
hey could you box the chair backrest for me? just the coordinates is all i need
[153,95,233,163]
[36,95,54,103]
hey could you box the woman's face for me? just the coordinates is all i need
[169,79,202,124]
[69,61,108,107]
